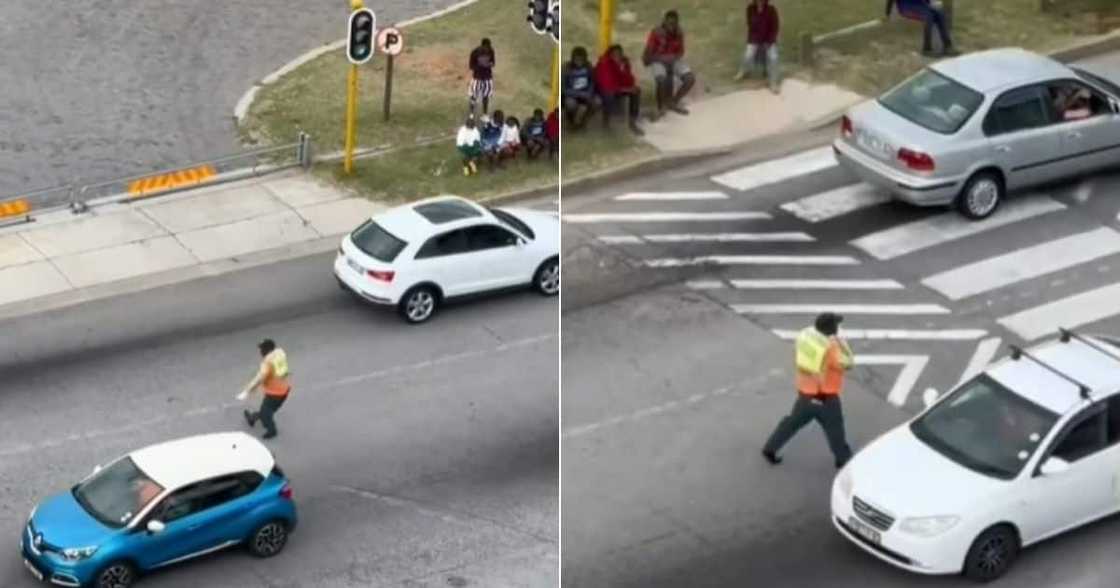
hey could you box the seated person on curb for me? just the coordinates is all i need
[523,109,550,160]
[546,107,559,159]
[455,116,482,176]
[735,0,781,94]
[885,0,958,57]
[500,115,522,161]
[642,10,696,117]
[562,46,597,129]
[594,44,644,135]
[480,112,505,170]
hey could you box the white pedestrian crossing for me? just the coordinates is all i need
[772,329,988,340]
[689,278,904,290]
[856,355,930,406]
[780,183,891,223]
[614,191,728,201]
[732,303,949,315]
[710,146,837,192]
[955,337,1003,388]
[645,255,859,267]
[850,196,1066,260]
[563,211,771,223]
[921,227,1120,300]
[599,232,814,244]
[998,282,1120,341]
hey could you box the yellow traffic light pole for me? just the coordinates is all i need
[598,0,615,56]
[344,0,365,174]
[548,45,559,112]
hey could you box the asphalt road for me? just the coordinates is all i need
[0,249,558,587]
[561,51,1120,587]
[0,0,456,197]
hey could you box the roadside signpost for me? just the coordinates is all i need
[377,27,404,122]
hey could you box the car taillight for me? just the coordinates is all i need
[897,148,935,172]
[367,269,395,282]
[841,115,854,138]
[279,483,293,500]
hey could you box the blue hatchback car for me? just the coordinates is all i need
[20,432,297,588]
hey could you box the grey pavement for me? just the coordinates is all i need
[0,249,558,587]
[0,0,456,196]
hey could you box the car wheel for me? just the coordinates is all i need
[95,561,137,588]
[962,524,1019,582]
[248,520,289,558]
[956,171,1003,220]
[533,257,559,296]
[398,286,439,324]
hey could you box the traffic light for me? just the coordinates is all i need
[347,7,376,64]
[527,0,549,34]
[548,1,559,43]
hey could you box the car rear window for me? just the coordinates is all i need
[350,220,407,262]
[878,68,984,134]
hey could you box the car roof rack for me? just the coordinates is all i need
[1058,327,1120,364]
[1009,343,1091,399]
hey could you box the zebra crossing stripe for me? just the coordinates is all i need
[955,337,1003,389]
[600,232,814,244]
[710,146,837,192]
[771,329,986,340]
[563,211,771,223]
[780,183,891,223]
[614,191,728,201]
[646,255,858,267]
[690,279,903,290]
[921,227,1120,301]
[732,304,949,315]
[998,282,1120,341]
[856,355,930,407]
[850,196,1066,260]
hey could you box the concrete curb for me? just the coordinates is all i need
[233,0,481,126]
[1049,30,1120,63]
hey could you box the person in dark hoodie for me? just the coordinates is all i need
[523,108,549,160]
[562,46,596,129]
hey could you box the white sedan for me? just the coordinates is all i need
[832,331,1120,581]
[334,195,559,323]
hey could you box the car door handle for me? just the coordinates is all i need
[995,145,1011,153]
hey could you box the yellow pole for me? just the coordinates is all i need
[598,0,615,57]
[548,45,560,112]
[344,64,359,174]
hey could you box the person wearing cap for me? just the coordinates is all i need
[238,338,291,440]
[762,312,854,468]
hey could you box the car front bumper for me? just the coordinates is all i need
[830,482,967,575]
[832,139,962,207]
[333,253,396,305]
[21,529,97,587]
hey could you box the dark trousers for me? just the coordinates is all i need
[252,395,287,436]
[601,89,641,122]
[918,8,952,51]
[763,394,852,467]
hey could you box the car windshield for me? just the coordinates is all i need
[910,374,1059,480]
[878,68,984,134]
[1073,67,1120,99]
[73,457,164,528]
[350,220,407,262]
[488,207,535,240]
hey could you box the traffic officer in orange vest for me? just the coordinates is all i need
[238,339,291,440]
[762,312,854,468]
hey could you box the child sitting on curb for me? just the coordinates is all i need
[455,116,482,176]
[523,109,549,160]
[480,112,505,170]
[500,115,522,162]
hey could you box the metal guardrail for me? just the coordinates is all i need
[0,133,312,226]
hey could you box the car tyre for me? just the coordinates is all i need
[956,171,1004,220]
[962,524,1019,582]
[398,285,439,324]
[248,519,289,558]
[533,257,559,296]
[95,561,137,588]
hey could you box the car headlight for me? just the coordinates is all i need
[61,546,98,561]
[835,467,853,499]
[899,515,960,537]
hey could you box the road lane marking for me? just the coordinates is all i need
[772,328,987,340]
[921,227,1120,300]
[563,212,771,223]
[646,255,859,267]
[686,280,725,290]
[734,303,949,315]
[614,191,728,201]
[955,337,1003,388]
[710,146,837,192]
[850,196,1066,260]
[856,355,930,406]
[780,184,891,223]
[600,232,814,244]
[699,278,905,290]
[0,333,557,458]
[998,282,1120,341]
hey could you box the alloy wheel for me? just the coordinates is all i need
[966,178,999,218]
[977,534,1008,575]
[254,522,287,556]
[406,290,435,322]
[538,262,559,294]
[98,564,133,588]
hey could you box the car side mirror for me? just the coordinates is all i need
[146,520,166,534]
[1040,456,1070,476]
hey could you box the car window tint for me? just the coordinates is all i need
[1051,407,1106,463]
[989,87,1051,135]
[1107,396,1120,445]
[155,483,207,523]
[878,68,984,134]
[416,229,470,259]
[73,457,165,528]
[350,221,408,263]
[1047,80,1109,122]
[468,225,518,251]
[194,478,248,511]
[488,207,535,240]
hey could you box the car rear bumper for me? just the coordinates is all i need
[333,253,396,305]
[833,139,961,207]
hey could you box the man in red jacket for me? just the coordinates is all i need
[595,45,644,135]
[642,10,695,117]
[735,0,781,93]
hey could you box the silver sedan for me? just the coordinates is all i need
[833,48,1120,219]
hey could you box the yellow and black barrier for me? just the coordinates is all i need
[128,164,217,198]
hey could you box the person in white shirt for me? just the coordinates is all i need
[500,116,522,163]
[456,116,482,176]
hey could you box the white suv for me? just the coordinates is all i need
[833,329,1120,581]
[334,195,559,323]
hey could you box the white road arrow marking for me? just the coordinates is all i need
[856,355,930,407]
[955,337,1003,388]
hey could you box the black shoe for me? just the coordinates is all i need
[243,410,256,427]
[262,432,277,440]
[762,450,783,465]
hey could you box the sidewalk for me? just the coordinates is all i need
[0,172,383,318]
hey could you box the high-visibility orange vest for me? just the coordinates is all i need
[794,330,852,395]
[261,349,291,398]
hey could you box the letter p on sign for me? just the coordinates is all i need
[377,27,404,56]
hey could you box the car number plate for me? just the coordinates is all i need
[346,257,363,274]
[24,558,44,581]
[857,131,890,160]
[848,516,881,544]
